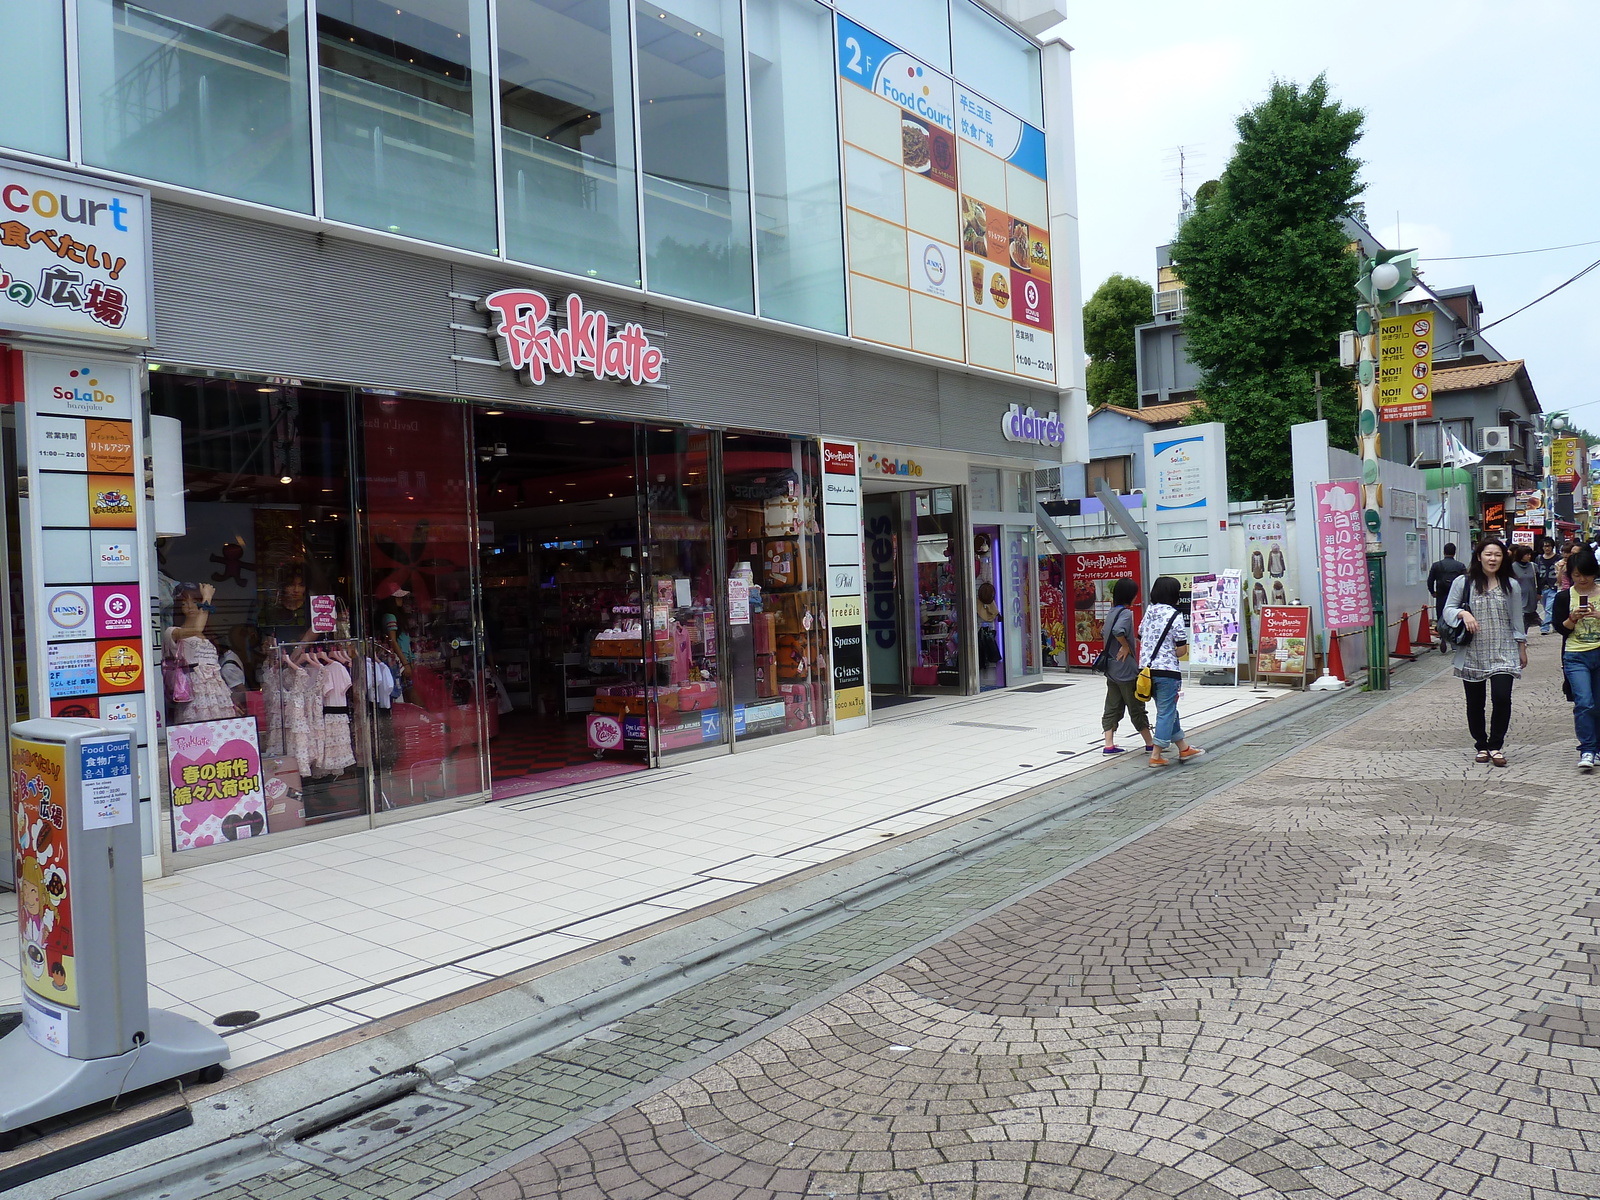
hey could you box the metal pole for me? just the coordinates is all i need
[1357,301,1387,690]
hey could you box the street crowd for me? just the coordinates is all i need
[1095,535,1600,773]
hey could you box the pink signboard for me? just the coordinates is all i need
[1314,482,1372,631]
[167,717,267,850]
[310,594,337,633]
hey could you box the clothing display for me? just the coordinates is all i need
[166,632,238,723]
[266,652,359,780]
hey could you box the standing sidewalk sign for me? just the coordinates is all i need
[1256,606,1312,686]
[1315,481,1374,630]
[1187,570,1242,681]
[3,719,226,1135]
[1061,550,1142,669]
[821,440,868,731]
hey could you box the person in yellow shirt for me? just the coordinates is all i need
[1554,548,1600,772]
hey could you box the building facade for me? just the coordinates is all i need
[0,0,1082,880]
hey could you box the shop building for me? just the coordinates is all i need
[0,0,1082,879]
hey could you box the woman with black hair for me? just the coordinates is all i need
[1099,578,1154,755]
[1443,537,1528,767]
[1552,548,1600,772]
[1138,575,1204,767]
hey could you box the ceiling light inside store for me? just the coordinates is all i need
[257,386,275,393]
[280,475,293,484]
[578,419,594,425]
[485,409,503,416]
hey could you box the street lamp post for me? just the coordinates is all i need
[1538,412,1569,549]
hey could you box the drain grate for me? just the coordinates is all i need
[280,1091,487,1174]
[950,721,1035,732]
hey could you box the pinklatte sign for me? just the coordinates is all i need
[167,717,266,850]
[1314,481,1372,631]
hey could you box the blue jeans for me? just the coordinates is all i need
[1542,586,1559,633]
[1565,648,1600,755]
[1151,673,1184,749]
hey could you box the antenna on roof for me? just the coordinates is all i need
[1164,145,1201,218]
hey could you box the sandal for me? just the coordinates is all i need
[1490,751,1508,768]
[1474,751,1490,764]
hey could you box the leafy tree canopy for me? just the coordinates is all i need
[1084,273,1154,409]
[1171,74,1365,499]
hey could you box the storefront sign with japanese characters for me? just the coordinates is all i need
[0,159,151,344]
[1315,481,1373,630]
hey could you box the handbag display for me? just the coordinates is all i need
[1135,610,1181,703]
[163,642,193,703]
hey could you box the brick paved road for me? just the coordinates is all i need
[452,641,1600,1200]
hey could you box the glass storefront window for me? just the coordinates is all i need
[722,433,826,742]
[635,0,754,312]
[497,0,640,287]
[318,0,496,251]
[862,493,903,689]
[77,0,313,212]
[747,0,845,334]
[2,4,67,159]
[149,376,364,847]
[913,487,961,688]
[951,0,1043,125]
[974,523,1003,688]
[969,466,1000,512]
[835,0,950,71]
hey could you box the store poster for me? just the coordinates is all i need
[167,717,267,851]
[1315,482,1373,630]
[1152,435,1207,511]
[835,13,1052,381]
[12,735,76,1007]
[1187,570,1241,668]
[1062,550,1142,669]
[1243,514,1290,612]
[1039,554,1065,667]
[1256,606,1311,680]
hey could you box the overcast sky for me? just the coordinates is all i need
[1061,0,1600,425]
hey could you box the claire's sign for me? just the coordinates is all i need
[1000,403,1065,447]
[481,289,664,387]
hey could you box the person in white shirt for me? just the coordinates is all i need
[1137,576,1205,768]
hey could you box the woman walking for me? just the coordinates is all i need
[1443,538,1528,767]
[1510,545,1540,632]
[1552,549,1600,772]
[1099,578,1154,755]
[1138,576,1204,768]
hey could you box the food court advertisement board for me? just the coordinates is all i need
[1061,550,1142,669]
[836,13,1053,382]
[1255,606,1311,682]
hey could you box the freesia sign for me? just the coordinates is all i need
[481,288,665,386]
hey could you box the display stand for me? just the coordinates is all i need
[2,719,226,1140]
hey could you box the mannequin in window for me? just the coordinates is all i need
[165,582,239,723]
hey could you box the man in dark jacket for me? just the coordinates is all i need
[1536,539,1562,633]
[1427,544,1468,653]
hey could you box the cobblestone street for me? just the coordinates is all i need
[52,639,1600,1200]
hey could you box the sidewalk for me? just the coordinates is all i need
[2,677,1281,1068]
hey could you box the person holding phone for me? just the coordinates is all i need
[1553,549,1600,771]
[1443,538,1528,767]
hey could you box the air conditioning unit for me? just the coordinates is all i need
[1478,426,1511,453]
[1480,465,1514,493]
[1153,288,1186,316]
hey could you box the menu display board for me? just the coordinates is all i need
[836,14,1053,382]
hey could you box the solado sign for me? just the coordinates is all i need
[481,288,664,386]
[1000,403,1065,447]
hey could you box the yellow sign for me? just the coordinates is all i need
[1552,437,1584,485]
[1377,313,1434,422]
[12,736,77,1008]
[829,594,863,625]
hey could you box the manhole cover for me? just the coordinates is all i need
[280,1092,487,1174]
[213,1010,260,1027]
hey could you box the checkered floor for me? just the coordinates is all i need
[488,710,646,781]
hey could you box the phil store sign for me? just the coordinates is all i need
[0,160,151,344]
[481,288,664,387]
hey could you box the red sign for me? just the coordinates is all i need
[1255,605,1311,678]
[822,442,857,474]
[1314,482,1372,630]
[1062,550,1142,668]
[482,289,664,386]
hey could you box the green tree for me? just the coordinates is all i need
[1083,273,1153,409]
[1170,74,1365,499]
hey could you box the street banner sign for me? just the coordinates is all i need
[1552,437,1583,485]
[1378,313,1433,422]
[1315,481,1373,630]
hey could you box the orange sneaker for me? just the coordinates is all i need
[1148,753,1171,768]
[1178,746,1206,762]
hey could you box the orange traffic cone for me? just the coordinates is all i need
[1416,607,1434,646]
[1326,631,1347,682]
[1393,611,1414,660]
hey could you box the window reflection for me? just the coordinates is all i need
[498,0,639,286]
[77,0,313,211]
[951,0,1043,125]
[2,4,67,158]
[635,0,753,311]
[317,0,496,251]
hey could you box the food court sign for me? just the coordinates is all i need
[481,288,665,387]
[0,160,151,345]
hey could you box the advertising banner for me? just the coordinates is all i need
[13,735,75,1007]
[1378,313,1434,422]
[821,440,866,726]
[1552,437,1584,486]
[1242,513,1291,616]
[1039,554,1065,667]
[1061,550,1142,669]
[167,717,267,851]
[1188,571,1241,668]
[1255,606,1311,680]
[1315,481,1373,630]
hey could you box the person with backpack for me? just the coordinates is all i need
[1097,578,1154,756]
[1552,548,1600,772]
[1536,538,1563,634]
[1427,543,1468,654]
[1137,576,1204,768]
[1442,537,1528,768]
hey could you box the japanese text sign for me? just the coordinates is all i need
[1315,482,1373,631]
[1552,437,1584,486]
[1256,606,1311,679]
[0,159,151,345]
[1377,313,1433,422]
[166,718,266,851]
[1061,550,1141,668]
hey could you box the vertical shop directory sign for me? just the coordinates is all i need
[822,441,868,729]
[835,15,1052,382]
[1314,481,1373,630]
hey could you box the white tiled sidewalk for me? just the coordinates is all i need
[2,678,1283,1066]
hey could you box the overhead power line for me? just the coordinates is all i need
[1431,237,1600,262]
[1476,254,1600,335]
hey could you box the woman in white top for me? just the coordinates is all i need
[1137,575,1205,768]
